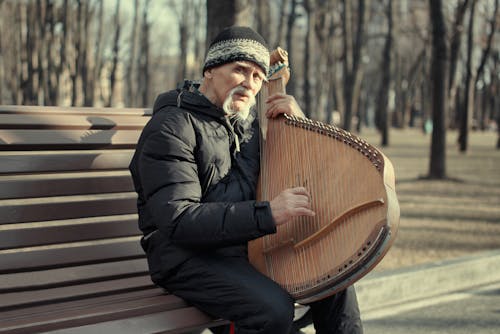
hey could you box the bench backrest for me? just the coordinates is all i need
[0,105,153,310]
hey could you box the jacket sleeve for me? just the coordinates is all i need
[138,111,276,248]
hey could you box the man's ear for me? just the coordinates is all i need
[204,68,213,79]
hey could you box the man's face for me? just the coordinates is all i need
[204,61,266,117]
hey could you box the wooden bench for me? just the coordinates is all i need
[0,105,228,333]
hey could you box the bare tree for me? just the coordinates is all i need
[458,0,477,152]
[314,0,339,124]
[341,0,369,131]
[427,0,448,179]
[256,0,271,43]
[107,0,121,107]
[137,0,151,107]
[303,0,316,117]
[276,0,290,48]
[448,0,470,128]
[474,0,499,129]
[206,0,252,49]
[375,0,393,146]
[52,0,68,105]
[125,0,139,107]
[285,0,298,96]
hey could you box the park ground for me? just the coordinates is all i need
[359,127,500,272]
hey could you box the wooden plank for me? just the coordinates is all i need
[0,151,134,173]
[0,289,164,320]
[0,259,148,293]
[0,238,143,274]
[0,193,137,224]
[0,129,141,148]
[0,214,139,250]
[0,293,202,334]
[0,171,134,199]
[43,307,226,334]
[0,105,153,116]
[0,113,148,130]
[0,275,155,311]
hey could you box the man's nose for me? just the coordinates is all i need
[241,74,257,92]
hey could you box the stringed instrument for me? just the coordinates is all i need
[248,48,400,304]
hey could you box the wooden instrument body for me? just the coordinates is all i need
[248,76,400,304]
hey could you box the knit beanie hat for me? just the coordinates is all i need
[203,26,270,76]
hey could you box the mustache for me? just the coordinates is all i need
[230,86,253,100]
[222,86,256,120]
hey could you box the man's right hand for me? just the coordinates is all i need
[269,187,316,226]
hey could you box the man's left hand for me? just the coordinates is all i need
[265,93,305,119]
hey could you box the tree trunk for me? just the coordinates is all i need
[138,0,151,107]
[302,0,315,118]
[285,0,297,97]
[81,1,91,106]
[176,0,190,86]
[427,0,448,179]
[107,0,121,107]
[375,0,392,146]
[125,0,139,107]
[206,0,252,50]
[458,0,476,152]
[53,0,68,106]
[473,0,498,109]
[276,0,290,48]
[71,0,83,106]
[256,0,271,45]
[23,2,37,105]
[45,0,57,105]
[448,0,470,129]
[192,0,206,78]
[341,0,368,131]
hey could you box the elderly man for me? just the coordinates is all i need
[129,26,362,334]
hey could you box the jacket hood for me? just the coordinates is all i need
[152,81,225,120]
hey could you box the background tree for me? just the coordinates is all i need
[427,0,448,179]
[374,0,393,146]
[458,0,477,152]
[124,0,139,107]
[106,0,121,107]
[0,0,498,157]
[448,0,470,129]
[206,0,252,49]
[341,0,369,131]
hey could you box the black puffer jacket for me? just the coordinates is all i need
[129,84,276,283]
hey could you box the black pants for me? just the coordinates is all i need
[159,253,363,334]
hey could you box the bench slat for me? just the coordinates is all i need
[0,151,134,173]
[0,259,148,293]
[0,293,212,334]
[0,172,134,199]
[0,289,163,320]
[0,150,134,173]
[0,193,137,224]
[0,275,155,311]
[46,307,226,334]
[0,105,153,116]
[0,129,141,149]
[0,113,148,130]
[0,215,139,250]
[0,238,143,274]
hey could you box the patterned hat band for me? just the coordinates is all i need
[203,38,270,76]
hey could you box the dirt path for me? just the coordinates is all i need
[359,128,500,271]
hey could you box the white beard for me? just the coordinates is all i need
[222,86,256,122]
[222,86,257,143]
